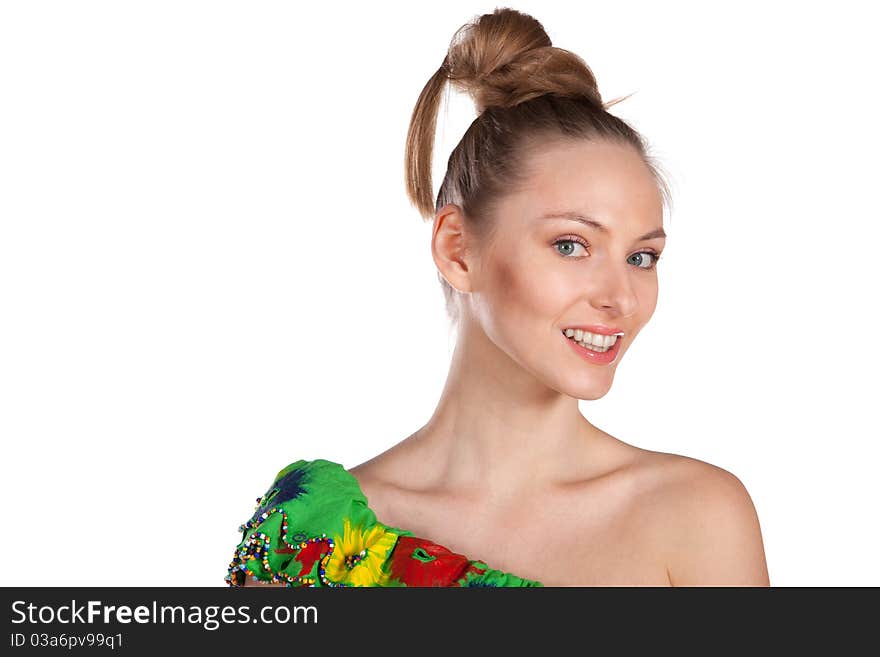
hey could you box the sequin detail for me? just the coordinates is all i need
[225,504,343,587]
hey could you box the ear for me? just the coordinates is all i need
[431,203,474,294]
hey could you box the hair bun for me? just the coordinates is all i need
[443,8,603,113]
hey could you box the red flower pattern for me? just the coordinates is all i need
[389,536,471,586]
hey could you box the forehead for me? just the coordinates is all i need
[507,138,663,226]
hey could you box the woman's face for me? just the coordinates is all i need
[449,138,666,400]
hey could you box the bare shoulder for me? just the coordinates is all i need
[630,450,770,587]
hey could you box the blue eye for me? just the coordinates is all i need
[553,236,662,270]
[553,238,588,257]
[628,251,662,270]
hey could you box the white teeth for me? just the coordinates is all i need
[589,343,610,352]
[576,339,610,352]
[563,329,622,349]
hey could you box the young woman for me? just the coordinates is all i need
[227,7,770,588]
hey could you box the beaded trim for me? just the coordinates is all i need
[225,499,346,587]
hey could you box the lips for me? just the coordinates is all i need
[563,331,622,365]
[561,324,624,336]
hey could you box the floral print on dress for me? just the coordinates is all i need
[247,466,307,526]
[226,459,543,587]
[389,536,471,586]
[322,519,399,587]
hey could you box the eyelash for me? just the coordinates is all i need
[552,235,663,270]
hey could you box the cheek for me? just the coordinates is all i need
[489,258,565,320]
[624,278,659,346]
[638,278,660,318]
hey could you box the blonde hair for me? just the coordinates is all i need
[405,7,671,325]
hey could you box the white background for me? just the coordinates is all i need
[1,1,877,586]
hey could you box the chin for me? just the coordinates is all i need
[574,383,614,401]
[554,373,615,400]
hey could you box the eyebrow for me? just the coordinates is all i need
[539,211,666,241]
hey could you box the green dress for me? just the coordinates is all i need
[226,459,543,587]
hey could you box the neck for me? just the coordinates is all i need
[405,319,611,499]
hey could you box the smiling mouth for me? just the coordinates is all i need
[560,329,622,353]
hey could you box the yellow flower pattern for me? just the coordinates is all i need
[323,518,399,586]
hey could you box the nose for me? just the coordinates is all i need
[587,259,639,318]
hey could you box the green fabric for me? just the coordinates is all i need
[226,458,543,587]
